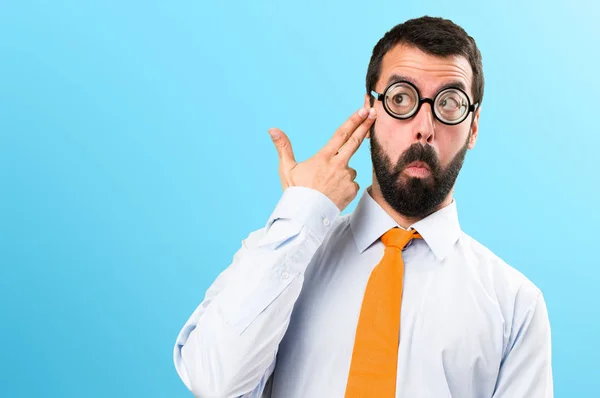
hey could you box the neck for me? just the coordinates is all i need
[368,175,454,229]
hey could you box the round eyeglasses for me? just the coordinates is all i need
[371,81,479,126]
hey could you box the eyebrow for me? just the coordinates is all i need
[384,73,467,95]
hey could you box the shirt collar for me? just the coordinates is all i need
[349,186,462,262]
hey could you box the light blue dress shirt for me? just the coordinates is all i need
[174,186,553,397]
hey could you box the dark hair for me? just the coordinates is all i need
[366,16,484,107]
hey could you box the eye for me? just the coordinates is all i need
[435,89,468,122]
[385,82,418,116]
[440,97,460,110]
[392,93,410,105]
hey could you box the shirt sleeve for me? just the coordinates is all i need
[492,292,554,398]
[173,186,340,398]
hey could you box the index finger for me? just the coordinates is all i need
[334,108,376,162]
[320,108,370,158]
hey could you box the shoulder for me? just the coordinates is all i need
[458,232,543,317]
[241,210,352,252]
[459,232,541,290]
[311,213,353,252]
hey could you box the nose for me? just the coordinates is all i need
[412,101,435,144]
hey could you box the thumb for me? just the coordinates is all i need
[269,128,296,167]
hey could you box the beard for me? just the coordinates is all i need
[370,127,470,219]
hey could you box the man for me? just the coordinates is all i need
[173,16,553,398]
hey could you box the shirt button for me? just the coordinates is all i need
[281,271,289,279]
[322,217,330,226]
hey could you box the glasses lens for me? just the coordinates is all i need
[384,83,418,118]
[435,89,469,124]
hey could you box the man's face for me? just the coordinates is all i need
[365,44,480,218]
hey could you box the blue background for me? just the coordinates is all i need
[1,0,598,396]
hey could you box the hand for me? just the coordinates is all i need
[268,107,377,212]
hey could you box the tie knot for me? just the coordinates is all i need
[381,227,422,250]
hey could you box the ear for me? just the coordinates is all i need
[364,94,373,138]
[467,106,481,149]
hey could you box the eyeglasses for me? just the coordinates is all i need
[371,80,479,126]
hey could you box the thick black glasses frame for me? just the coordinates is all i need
[371,80,479,126]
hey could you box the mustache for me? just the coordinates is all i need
[394,143,441,175]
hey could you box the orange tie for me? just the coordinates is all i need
[344,227,422,398]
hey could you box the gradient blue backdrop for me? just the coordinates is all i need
[1,1,598,396]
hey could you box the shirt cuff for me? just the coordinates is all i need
[265,186,341,241]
